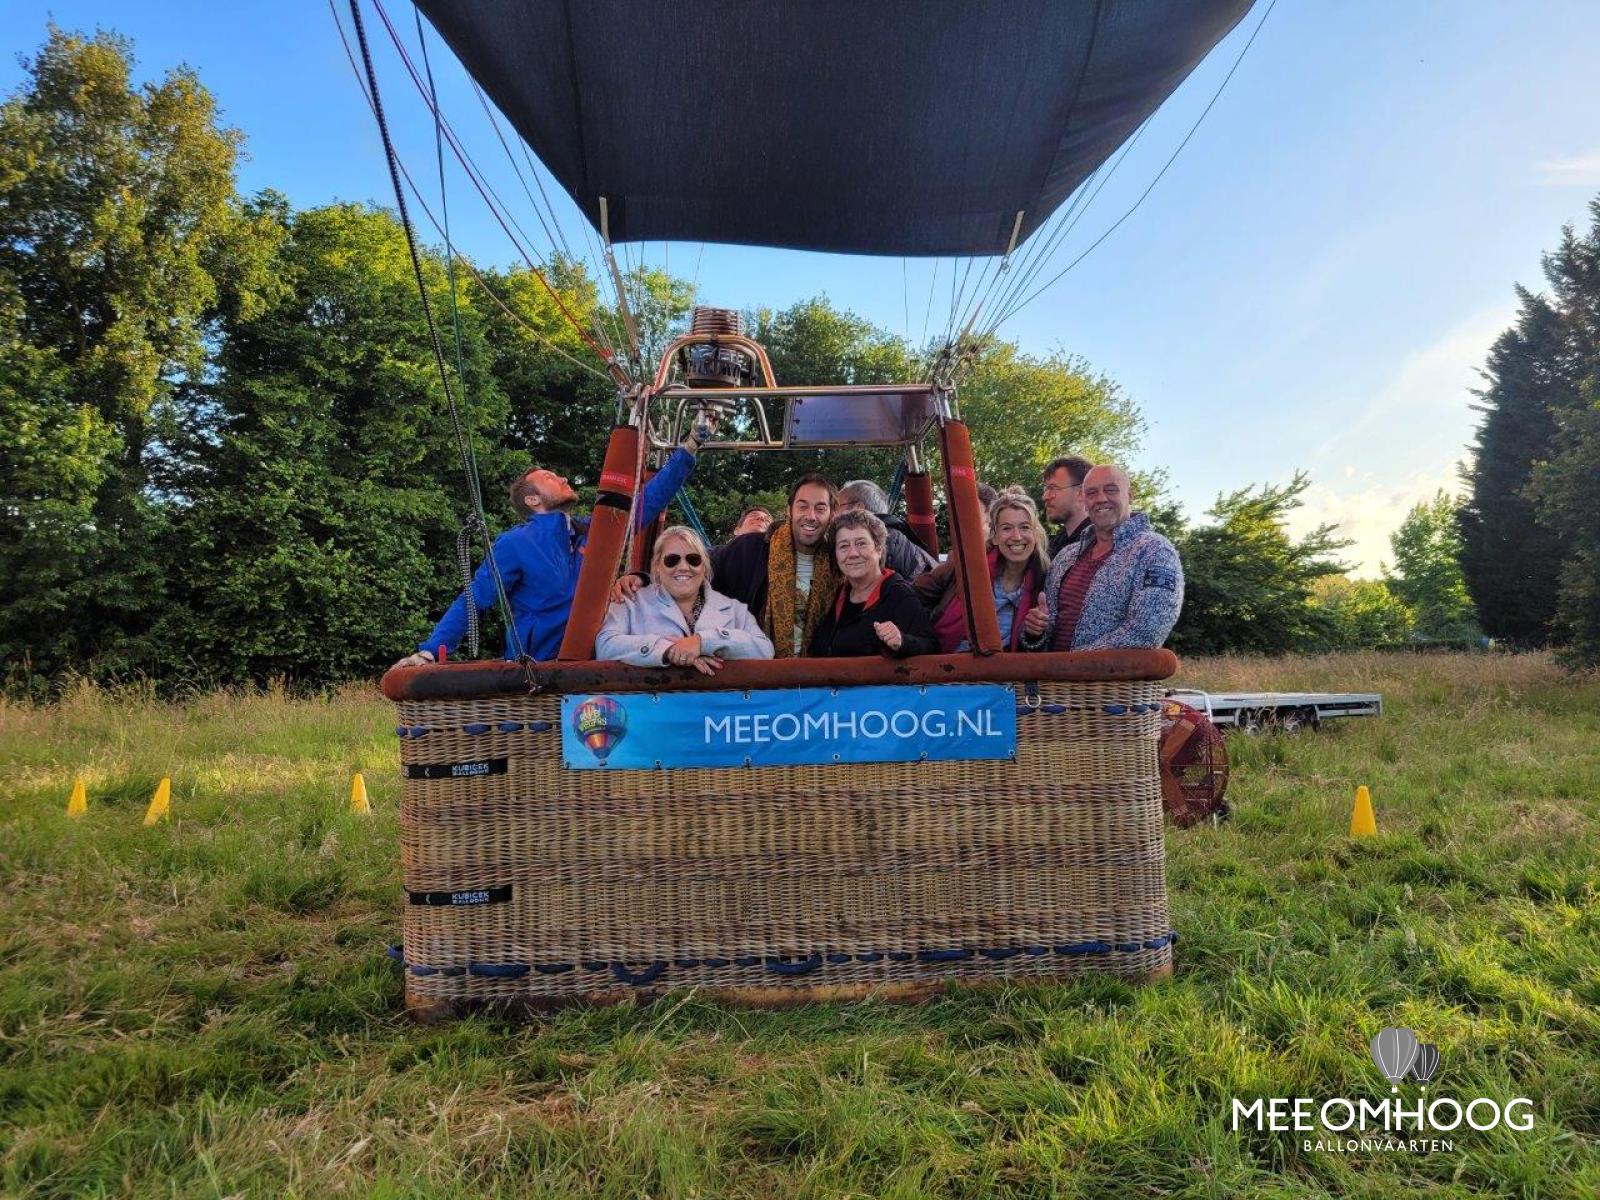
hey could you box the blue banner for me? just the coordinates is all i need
[562,684,1017,770]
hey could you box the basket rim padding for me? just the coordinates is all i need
[382,648,1178,701]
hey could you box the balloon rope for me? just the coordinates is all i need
[344,0,524,658]
[993,0,1279,328]
[328,1,607,380]
[366,0,624,380]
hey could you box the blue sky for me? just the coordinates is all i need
[7,1,1600,572]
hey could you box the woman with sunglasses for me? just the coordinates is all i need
[597,526,773,674]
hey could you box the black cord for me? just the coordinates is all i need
[346,0,524,658]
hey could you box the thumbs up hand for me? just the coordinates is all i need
[1023,593,1050,637]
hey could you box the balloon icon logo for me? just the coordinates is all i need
[572,696,627,763]
[1410,1043,1441,1084]
[1369,1027,1420,1090]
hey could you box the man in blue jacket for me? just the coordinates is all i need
[396,415,715,666]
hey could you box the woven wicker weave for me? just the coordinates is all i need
[393,675,1171,1014]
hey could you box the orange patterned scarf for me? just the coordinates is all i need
[762,521,839,658]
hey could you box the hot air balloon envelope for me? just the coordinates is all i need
[1411,1043,1440,1083]
[572,696,628,762]
[414,0,1256,256]
[1369,1027,1420,1086]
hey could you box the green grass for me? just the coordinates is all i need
[1,654,1597,1198]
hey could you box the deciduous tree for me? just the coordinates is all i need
[1383,492,1478,641]
[0,26,279,676]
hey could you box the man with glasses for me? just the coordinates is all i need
[1042,455,1094,559]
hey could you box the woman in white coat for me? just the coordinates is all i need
[596,525,773,674]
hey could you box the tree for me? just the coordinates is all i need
[1458,292,1569,643]
[1383,492,1478,641]
[957,344,1143,494]
[1459,198,1600,652]
[160,203,521,685]
[1168,473,1350,655]
[480,256,617,488]
[1533,397,1600,666]
[1528,200,1600,667]
[0,26,279,677]
[1307,576,1414,650]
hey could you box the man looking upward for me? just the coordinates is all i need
[396,413,716,666]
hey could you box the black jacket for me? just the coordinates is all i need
[808,571,938,658]
[883,524,936,580]
[1048,517,1092,560]
[711,529,775,621]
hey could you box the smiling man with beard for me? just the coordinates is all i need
[711,473,841,658]
[1020,464,1184,651]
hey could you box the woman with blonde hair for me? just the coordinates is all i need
[913,487,1049,652]
[597,526,773,673]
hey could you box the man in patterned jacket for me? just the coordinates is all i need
[1020,464,1183,651]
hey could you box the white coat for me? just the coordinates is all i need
[595,583,773,666]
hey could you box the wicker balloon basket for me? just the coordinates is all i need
[385,651,1178,1017]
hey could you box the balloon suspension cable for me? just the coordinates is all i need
[988,0,1279,330]
[463,75,632,367]
[345,0,524,659]
[326,2,610,383]
[365,0,628,388]
[598,198,644,379]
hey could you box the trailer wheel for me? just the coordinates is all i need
[1274,707,1315,735]
[1236,709,1265,736]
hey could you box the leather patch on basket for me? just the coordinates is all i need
[408,885,512,907]
[404,757,509,780]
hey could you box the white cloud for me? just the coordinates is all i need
[1311,306,1509,463]
[1285,306,1512,576]
[1285,470,1462,579]
[1534,151,1600,187]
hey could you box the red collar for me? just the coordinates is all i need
[834,568,893,618]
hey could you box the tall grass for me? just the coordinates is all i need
[1,654,1596,1198]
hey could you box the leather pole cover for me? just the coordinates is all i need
[557,425,640,660]
[903,470,940,556]
[939,420,1002,653]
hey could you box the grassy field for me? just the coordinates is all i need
[1,653,1597,1199]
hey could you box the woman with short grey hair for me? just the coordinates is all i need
[807,511,937,658]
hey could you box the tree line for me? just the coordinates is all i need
[2,27,1589,692]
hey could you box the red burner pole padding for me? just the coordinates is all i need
[558,424,640,660]
[938,420,1002,654]
[903,470,940,556]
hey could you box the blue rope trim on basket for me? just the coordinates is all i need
[388,934,1178,985]
[396,721,555,738]
[1013,702,1162,717]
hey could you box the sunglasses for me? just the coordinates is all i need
[661,552,703,568]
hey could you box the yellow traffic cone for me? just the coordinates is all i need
[143,777,171,826]
[1350,784,1377,838]
[350,772,371,815]
[66,778,88,818]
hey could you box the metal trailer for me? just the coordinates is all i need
[1164,688,1383,733]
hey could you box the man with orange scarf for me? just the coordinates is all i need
[711,473,841,657]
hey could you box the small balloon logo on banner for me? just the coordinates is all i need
[572,696,628,763]
[1369,1027,1441,1089]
